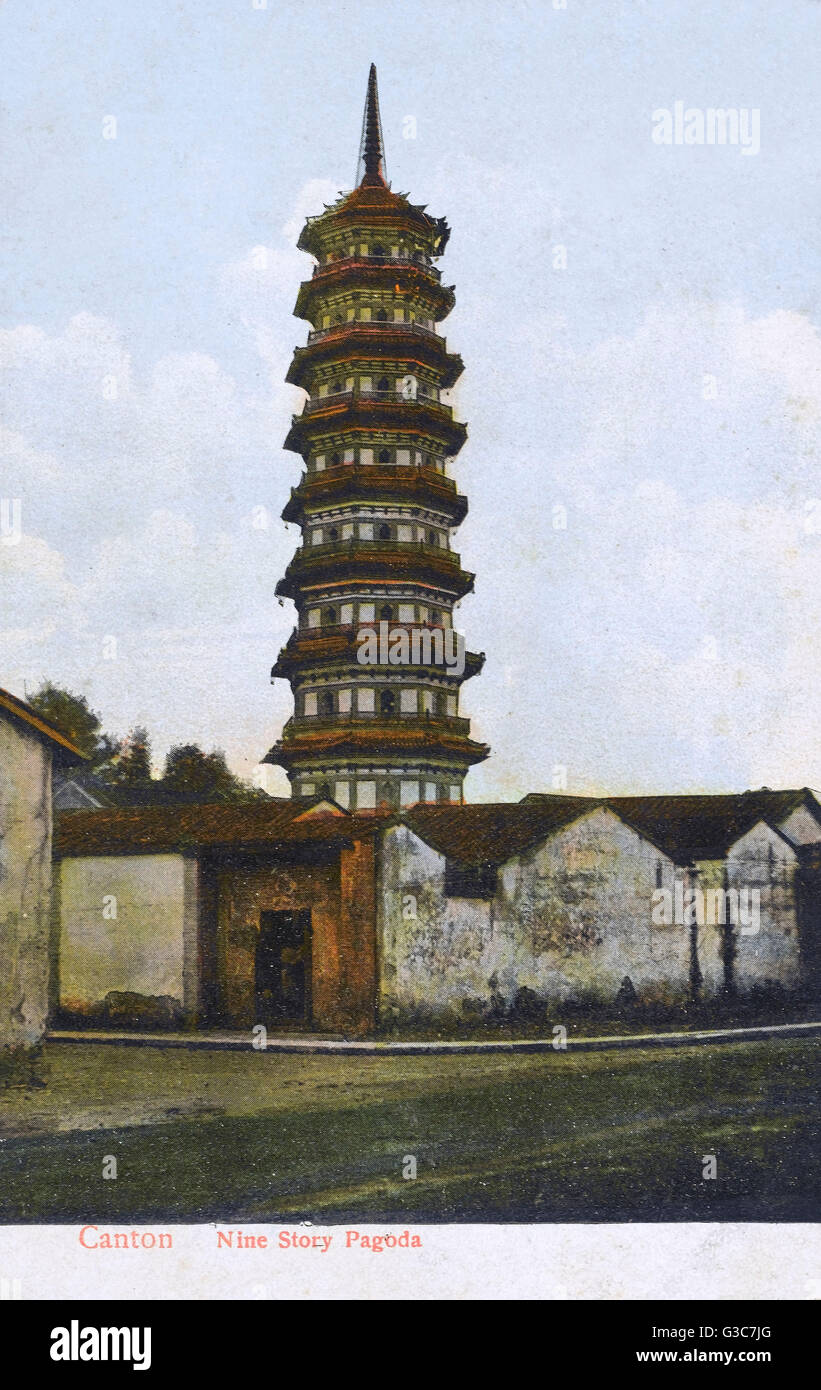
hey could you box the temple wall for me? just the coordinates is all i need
[377,808,690,1025]
[0,717,53,1047]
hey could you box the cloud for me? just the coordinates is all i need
[217,178,339,386]
[466,299,821,797]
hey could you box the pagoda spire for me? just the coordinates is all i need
[357,63,387,187]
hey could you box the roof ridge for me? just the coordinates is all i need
[0,686,85,760]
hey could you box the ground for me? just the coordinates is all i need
[0,1039,816,1223]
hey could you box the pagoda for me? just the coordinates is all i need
[264,65,489,811]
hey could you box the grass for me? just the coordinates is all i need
[0,1039,816,1223]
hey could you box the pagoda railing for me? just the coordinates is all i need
[312,254,442,282]
[281,711,473,738]
[290,537,460,564]
[300,389,453,418]
[359,389,451,412]
[306,320,442,345]
[292,463,456,494]
[302,390,354,411]
[293,620,453,640]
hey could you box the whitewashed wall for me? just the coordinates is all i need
[0,716,53,1046]
[378,808,687,1023]
[726,821,800,992]
[59,853,198,1019]
[777,804,821,847]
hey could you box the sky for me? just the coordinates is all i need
[2,0,821,800]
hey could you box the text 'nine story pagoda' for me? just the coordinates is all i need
[264,66,489,811]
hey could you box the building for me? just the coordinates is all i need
[0,686,83,1053]
[53,788,821,1035]
[265,65,489,812]
[380,790,821,1025]
[55,797,383,1035]
[53,771,116,812]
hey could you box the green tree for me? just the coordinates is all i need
[161,744,264,804]
[108,726,153,789]
[27,682,117,768]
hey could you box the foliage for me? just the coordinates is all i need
[27,682,117,768]
[29,683,266,805]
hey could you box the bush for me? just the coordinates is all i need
[0,1044,47,1090]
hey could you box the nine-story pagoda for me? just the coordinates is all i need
[265,66,489,811]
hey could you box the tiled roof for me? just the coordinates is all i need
[53,788,821,865]
[0,686,85,762]
[55,799,388,857]
[402,797,596,867]
[520,789,820,863]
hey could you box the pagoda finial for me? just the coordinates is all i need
[357,63,387,187]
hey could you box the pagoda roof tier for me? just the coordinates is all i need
[297,188,450,260]
[275,539,475,601]
[287,323,463,390]
[271,624,485,682]
[294,258,455,323]
[264,718,490,770]
[284,390,467,456]
[282,463,468,525]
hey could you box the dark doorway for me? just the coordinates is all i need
[256,910,312,1027]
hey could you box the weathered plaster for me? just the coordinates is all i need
[59,854,189,1012]
[378,808,688,1023]
[726,822,800,993]
[0,717,53,1046]
[778,804,821,847]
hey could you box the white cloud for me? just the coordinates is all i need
[467,299,821,798]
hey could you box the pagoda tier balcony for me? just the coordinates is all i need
[275,538,475,601]
[284,387,467,456]
[307,318,441,345]
[264,715,490,770]
[294,258,455,323]
[314,253,442,280]
[282,711,473,738]
[286,322,464,390]
[271,622,485,681]
[281,462,468,526]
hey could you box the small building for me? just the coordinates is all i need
[53,787,821,1036]
[55,798,383,1035]
[379,790,821,1026]
[0,686,83,1053]
[53,770,116,812]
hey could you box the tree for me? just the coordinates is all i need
[27,683,264,805]
[108,727,153,790]
[27,682,117,769]
[161,743,264,804]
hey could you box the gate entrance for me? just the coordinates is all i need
[256,909,312,1027]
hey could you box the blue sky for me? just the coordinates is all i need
[2,0,821,799]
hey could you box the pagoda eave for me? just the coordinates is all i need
[294,266,455,323]
[271,634,485,682]
[286,333,464,391]
[297,208,450,260]
[275,548,475,600]
[284,400,467,455]
[281,467,468,525]
[264,726,490,768]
